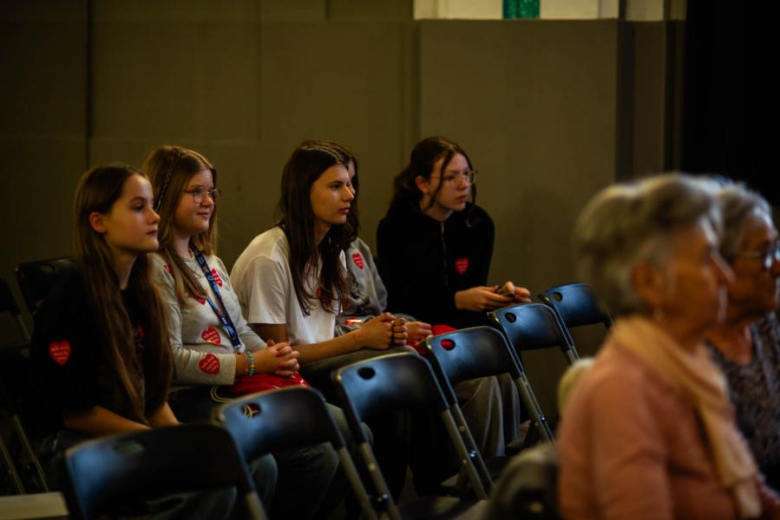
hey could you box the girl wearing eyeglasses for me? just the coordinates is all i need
[376,136,528,469]
[378,136,531,325]
[145,145,344,519]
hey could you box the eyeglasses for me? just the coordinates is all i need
[432,170,477,187]
[184,187,221,204]
[735,243,780,270]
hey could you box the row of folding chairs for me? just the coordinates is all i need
[62,355,484,519]
[58,291,613,519]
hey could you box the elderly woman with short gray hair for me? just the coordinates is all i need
[557,174,780,519]
[705,182,780,491]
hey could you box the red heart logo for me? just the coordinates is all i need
[201,327,221,345]
[352,252,365,270]
[194,295,206,305]
[49,340,71,365]
[198,353,220,374]
[211,268,223,287]
[455,257,470,275]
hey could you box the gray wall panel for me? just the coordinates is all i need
[257,22,412,258]
[91,19,260,141]
[2,1,86,330]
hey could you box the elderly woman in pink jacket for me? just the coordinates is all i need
[558,174,780,520]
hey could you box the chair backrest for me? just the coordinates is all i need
[490,303,576,355]
[216,386,344,463]
[484,442,559,520]
[63,423,265,520]
[538,282,613,330]
[334,353,449,439]
[16,257,77,314]
[423,327,521,492]
[424,327,521,401]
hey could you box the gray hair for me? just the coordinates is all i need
[574,174,721,318]
[713,180,771,263]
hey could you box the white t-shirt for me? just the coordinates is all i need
[231,226,341,346]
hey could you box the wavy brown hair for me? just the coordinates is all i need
[74,164,173,423]
[144,145,217,306]
[276,140,353,315]
[390,136,478,217]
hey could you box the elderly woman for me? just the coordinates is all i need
[557,174,780,519]
[705,182,780,491]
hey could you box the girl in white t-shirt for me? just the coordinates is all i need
[231,140,408,365]
[231,139,414,498]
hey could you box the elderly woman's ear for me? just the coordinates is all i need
[631,262,666,311]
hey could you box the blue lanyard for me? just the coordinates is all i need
[192,248,241,349]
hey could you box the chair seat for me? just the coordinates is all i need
[398,496,489,519]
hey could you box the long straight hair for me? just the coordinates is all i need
[276,140,353,315]
[390,136,478,217]
[145,145,217,306]
[73,164,173,423]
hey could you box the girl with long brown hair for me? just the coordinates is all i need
[231,140,403,364]
[377,136,527,481]
[146,145,346,520]
[33,163,232,518]
[230,139,414,498]
[33,164,175,442]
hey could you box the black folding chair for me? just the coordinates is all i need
[490,303,580,366]
[332,352,488,520]
[62,423,265,520]
[537,282,613,344]
[489,303,584,441]
[483,442,559,520]
[422,326,525,492]
[0,278,47,494]
[16,257,76,314]
[430,325,554,445]
[215,386,377,520]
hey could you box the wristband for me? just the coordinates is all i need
[244,351,255,377]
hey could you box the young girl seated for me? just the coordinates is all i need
[33,164,228,518]
[231,139,414,497]
[377,136,526,463]
[145,145,343,520]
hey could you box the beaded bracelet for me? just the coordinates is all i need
[244,351,255,377]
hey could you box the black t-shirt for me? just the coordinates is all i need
[31,269,148,437]
[376,202,495,329]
